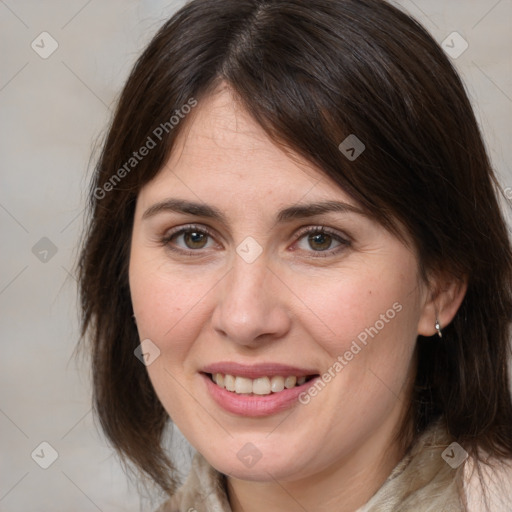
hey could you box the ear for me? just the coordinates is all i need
[417,272,467,337]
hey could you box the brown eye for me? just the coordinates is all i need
[163,226,216,252]
[183,230,208,249]
[307,232,334,251]
[294,227,350,257]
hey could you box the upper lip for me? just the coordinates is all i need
[201,362,319,379]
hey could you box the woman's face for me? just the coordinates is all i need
[129,87,432,482]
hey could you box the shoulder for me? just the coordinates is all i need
[155,452,231,512]
[464,454,512,512]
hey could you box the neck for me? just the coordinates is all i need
[226,418,409,512]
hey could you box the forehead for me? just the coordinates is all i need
[140,86,355,208]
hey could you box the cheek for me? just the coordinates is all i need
[292,268,421,440]
[129,257,220,422]
[129,253,217,362]
[290,260,422,423]
[310,267,421,414]
[288,262,421,360]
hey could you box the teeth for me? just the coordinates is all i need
[235,376,253,394]
[253,377,271,395]
[211,373,311,395]
[224,374,236,392]
[284,376,297,389]
[270,376,285,392]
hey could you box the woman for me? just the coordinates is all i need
[78,0,512,510]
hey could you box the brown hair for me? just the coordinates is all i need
[78,0,512,496]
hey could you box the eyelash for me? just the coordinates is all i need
[293,225,351,257]
[160,224,218,256]
[160,224,351,258]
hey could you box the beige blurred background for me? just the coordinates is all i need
[0,0,510,510]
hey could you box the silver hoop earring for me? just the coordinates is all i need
[435,319,442,338]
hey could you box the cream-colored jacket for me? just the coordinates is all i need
[157,422,512,511]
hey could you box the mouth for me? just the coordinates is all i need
[200,363,321,417]
[205,372,318,395]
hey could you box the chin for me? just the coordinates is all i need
[201,442,316,482]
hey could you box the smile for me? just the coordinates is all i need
[208,373,317,395]
[201,371,320,417]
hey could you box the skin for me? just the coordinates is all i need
[129,85,466,512]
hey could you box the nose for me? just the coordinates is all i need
[211,258,291,347]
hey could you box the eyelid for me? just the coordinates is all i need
[161,223,211,239]
[294,225,351,242]
[291,225,351,256]
[160,223,223,252]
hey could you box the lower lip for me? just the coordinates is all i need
[201,373,318,417]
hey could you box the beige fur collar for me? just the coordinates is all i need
[358,422,464,511]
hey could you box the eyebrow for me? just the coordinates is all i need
[276,200,366,222]
[142,198,366,223]
[142,199,227,223]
